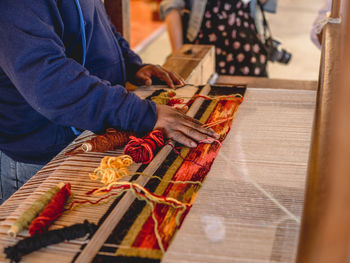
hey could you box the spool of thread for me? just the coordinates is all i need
[28,183,72,236]
[4,220,97,263]
[124,130,164,164]
[8,183,64,238]
[66,129,133,155]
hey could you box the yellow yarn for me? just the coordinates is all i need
[88,155,200,254]
[150,90,176,105]
[93,181,190,254]
[90,155,202,187]
[89,155,133,185]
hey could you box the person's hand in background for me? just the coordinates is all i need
[135,64,185,89]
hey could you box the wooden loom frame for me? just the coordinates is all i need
[1,0,350,258]
[296,0,350,262]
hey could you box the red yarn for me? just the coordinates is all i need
[28,183,72,236]
[124,130,164,164]
[167,98,184,107]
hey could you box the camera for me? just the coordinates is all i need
[265,37,292,64]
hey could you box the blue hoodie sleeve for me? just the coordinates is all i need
[0,0,157,134]
[108,22,146,81]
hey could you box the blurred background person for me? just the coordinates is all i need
[310,0,332,49]
[160,0,278,77]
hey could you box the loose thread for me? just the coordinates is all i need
[146,89,176,105]
[167,98,185,107]
[203,108,236,128]
[8,183,64,238]
[66,190,126,212]
[63,182,191,254]
[4,220,97,263]
[87,182,191,253]
[85,154,199,254]
[89,155,133,185]
[28,183,72,236]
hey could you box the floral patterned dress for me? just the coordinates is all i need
[187,0,268,77]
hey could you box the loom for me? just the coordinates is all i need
[0,44,307,262]
[0,0,349,259]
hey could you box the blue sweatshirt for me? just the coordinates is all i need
[0,0,157,164]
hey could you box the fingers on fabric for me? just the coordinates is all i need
[181,118,219,139]
[176,105,188,113]
[177,124,214,145]
[168,131,197,148]
[176,111,218,138]
[154,105,219,148]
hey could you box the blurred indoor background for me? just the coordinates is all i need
[129,0,323,81]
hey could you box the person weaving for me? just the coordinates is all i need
[0,0,218,204]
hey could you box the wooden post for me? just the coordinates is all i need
[296,0,350,262]
[331,0,341,18]
[104,0,130,42]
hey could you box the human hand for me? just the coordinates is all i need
[135,64,186,89]
[154,104,219,148]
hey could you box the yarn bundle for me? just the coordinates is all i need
[124,130,165,164]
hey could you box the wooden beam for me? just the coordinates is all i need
[215,76,317,91]
[104,0,130,42]
[331,0,342,18]
[296,0,350,262]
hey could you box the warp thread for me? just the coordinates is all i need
[124,130,164,164]
[8,183,64,237]
[65,128,133,155]
[28,183,72,236]
[4,220,97,263]
[89,155,133,185]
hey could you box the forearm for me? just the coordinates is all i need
[0,0,156,134]
[165,9,184,52]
